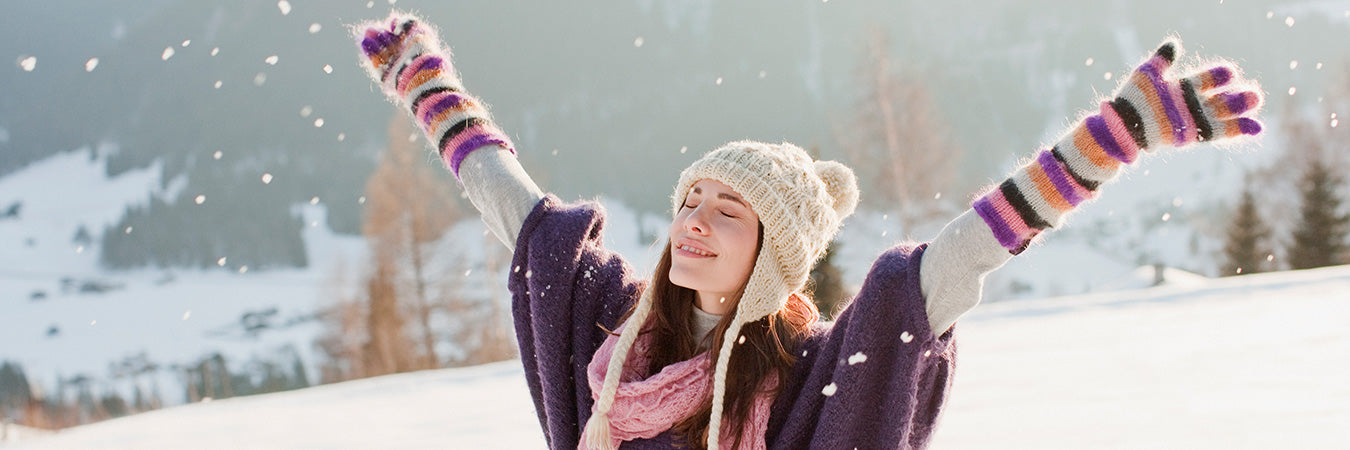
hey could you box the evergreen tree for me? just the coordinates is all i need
[1221,189,1273,276]
[0,361,33,420]
[1288,159,1350,270]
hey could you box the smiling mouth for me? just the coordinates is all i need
[676,244,716,257]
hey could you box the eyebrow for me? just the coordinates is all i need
[692,186,749,208]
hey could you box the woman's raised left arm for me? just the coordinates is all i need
[920,37,1265,336]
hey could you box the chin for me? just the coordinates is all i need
[668,265,698,290]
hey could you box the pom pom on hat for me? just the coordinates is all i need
[815,160,859,219]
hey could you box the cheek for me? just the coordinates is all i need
[728,224,760,268]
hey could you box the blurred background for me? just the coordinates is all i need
[1,0,1348,447]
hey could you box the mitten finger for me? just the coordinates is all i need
[1214,117,1263,139]
[1204,90,1263,119]
[1179,65,1235,92]
[357,13,433,80]
[1137,38,1182,78]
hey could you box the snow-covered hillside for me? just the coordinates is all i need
[8,265,1349,449]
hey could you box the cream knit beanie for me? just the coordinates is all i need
[583,140,859,450]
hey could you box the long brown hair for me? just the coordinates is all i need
[615,230,819,449]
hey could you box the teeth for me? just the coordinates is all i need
[679,245,713,257]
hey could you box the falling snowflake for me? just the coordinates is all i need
[213,80,222,89]
[125,226,133,234]
[314,118,324,128]
[238,266,248,274]
[310,196,320,205]
[265,55,279,65]
[1285,16,1295,27]
[253,73,267,86]
[217,257,227,266]
[181,39,191,48]
[18,56,36,71]
[1085,57,1094,66]
[323,64,333,74]
[1290,60,1298,70]
[211,47,220,56]
[213,150,223,159]
[900,331,914,343]
[821,383,837,396]
[309,23,322,34]
[182,311,192,321]
[278,0,292,15]
[161,47,175,60]
[195,195,207,205]
[85,58,99,72]
[847,352,868,365]
[300,105,313,117]
[633,37,644,48]
[262,173,273,184]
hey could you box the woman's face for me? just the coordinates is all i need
[668,179,760,314]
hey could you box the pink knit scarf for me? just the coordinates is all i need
[582,325,775,449]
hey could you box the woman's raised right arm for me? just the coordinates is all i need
[356,12,543,251]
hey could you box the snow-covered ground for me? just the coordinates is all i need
[7,264,1348,449]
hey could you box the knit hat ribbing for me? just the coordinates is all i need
[584,140,859,450]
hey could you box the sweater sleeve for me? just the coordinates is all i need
[459,148,545,252]
[919,209,1012,336]
[767,244,957,449]
[508,195,646,449]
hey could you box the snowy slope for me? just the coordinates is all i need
[9,265,1350,449]
[0,147,369,392]
[0,147,671,399]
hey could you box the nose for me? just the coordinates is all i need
[684,206,709,235]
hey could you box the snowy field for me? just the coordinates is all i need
[7,264,1349,449]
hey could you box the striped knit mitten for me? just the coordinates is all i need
[356,12,514,179]
[974,38,1264,254]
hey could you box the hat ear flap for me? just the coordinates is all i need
[814,160,859,220]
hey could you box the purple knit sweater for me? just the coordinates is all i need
[511,195,956,449]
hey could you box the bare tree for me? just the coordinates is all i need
[314,260,369,382]
[362,114,462,372]
[836,27,961,230]
[361,259,418,376]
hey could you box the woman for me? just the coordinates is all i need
[356,12,1263,449]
